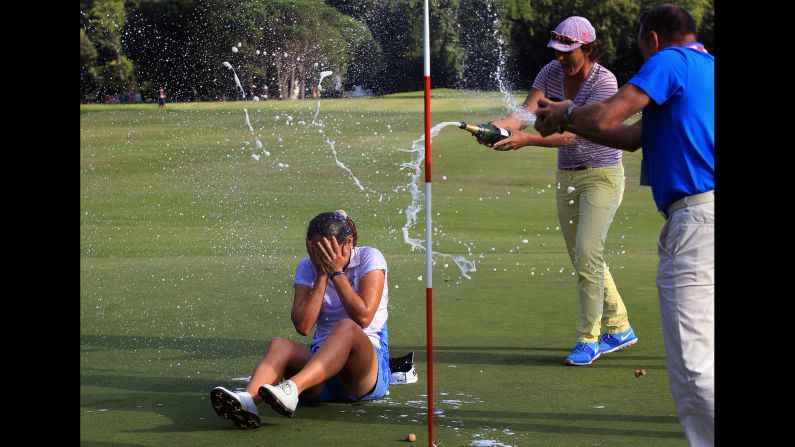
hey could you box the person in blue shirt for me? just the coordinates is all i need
[535,4,714,446]
[210,210,391,429]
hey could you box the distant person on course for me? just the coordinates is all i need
[210,210,391,429]
[158,88,166,109]
[535,4,714,446]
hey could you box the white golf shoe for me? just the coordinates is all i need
[210,386,261,429]
[259,380,299,418]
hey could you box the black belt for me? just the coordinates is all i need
[560,166,589,171]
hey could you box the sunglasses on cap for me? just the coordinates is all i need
[550,31,587,45]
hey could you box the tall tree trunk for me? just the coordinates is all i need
[275,52,286,99]
[245,73,254,99]
[297,42,307,99]
[260,64,268,99]
[299,62,305,99]
[288,53,296,99]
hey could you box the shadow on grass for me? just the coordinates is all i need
[83,379,682,440]
[81,443,152,447]
[393,345,667,369]
[400,408,685,440]
[81,333,678,441]
[80,334,265,360]
[81,376,278,433]
[82,373,224,395]
[80,335,667,372]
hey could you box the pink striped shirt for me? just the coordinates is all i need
[531,61,622,168]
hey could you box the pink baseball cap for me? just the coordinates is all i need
[547,16,596,52]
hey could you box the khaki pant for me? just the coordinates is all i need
[556,165,630,343]
[657,201,714,447]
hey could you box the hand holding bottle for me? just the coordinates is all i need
[491,130,537,151]
[459,122,512,145]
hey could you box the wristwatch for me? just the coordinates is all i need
[563,103,576,125]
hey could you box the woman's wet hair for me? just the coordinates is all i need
[580,39,605,62]
[306,210,358,247]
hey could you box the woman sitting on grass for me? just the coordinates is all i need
[210,210,391,429]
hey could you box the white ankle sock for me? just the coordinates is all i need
[236,391,259,415]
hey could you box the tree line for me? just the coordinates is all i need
[80,0,714,103]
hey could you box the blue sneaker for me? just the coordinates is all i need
[564,342,601,366]
[598,327,638,354]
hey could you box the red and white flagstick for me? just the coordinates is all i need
[422,1,434,446]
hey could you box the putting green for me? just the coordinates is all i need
[81,90,683,446]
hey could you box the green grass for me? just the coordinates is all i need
[80,90,682,446]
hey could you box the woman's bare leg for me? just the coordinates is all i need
[244,337,312,403]
[288,319,379,398]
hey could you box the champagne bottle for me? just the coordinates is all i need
[458,122,511,144]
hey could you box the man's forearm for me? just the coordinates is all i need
[568,102,622,133]
[564,121,642,152]
[568,84,650,134]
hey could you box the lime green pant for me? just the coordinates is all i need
[556,165,630,343]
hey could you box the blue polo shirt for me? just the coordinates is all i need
[629,42,714,212]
